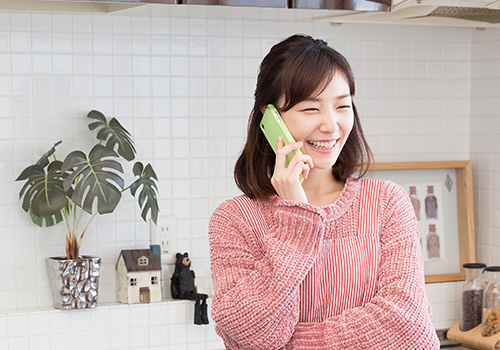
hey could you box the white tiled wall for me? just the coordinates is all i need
[470,29,500,266]
[0,3,491,348]
[0,300,221,350]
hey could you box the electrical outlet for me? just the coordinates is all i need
[150,215,177,264]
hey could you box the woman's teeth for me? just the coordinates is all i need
[307,140,336,150]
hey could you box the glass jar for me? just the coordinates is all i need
[460,263,486,331]
[482,266,500,337]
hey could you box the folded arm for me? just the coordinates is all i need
[286,183,440,349]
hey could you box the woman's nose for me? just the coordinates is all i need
[319,109,339,133]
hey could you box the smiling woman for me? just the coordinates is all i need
[208,34,440,349]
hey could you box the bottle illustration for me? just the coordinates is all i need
[409,186,421,221]
[426,224,440,260]
[425,185,438,219]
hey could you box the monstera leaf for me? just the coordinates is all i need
[130,162,159,224]
[62,144,124,215]
[87,110,136,161]
[29,205,64,227]
[36,140,63,168]
[15,160,68,226]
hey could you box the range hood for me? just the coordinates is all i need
[0,0,390,12]
[1,0,499,27]
[309,0,500,27]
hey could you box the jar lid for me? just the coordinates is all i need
[463,263,487,269]
[484,266,500,272]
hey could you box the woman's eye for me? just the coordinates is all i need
[337,105,351,110]
[301,108,318,112]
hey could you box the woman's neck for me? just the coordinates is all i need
[302,168,346,207]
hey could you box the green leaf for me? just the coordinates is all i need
[87,110,136,161]
[130,162,159,224]
[62,144,124,215]
[15,160,68,218]
[29,205,64,227]
[36,140,63,168]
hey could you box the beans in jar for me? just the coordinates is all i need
[461,289,484,331]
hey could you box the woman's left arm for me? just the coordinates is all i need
[285,182,440,349]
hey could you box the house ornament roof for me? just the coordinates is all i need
[116,249,161,272]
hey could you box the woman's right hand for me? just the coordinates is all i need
[271,136,313,203]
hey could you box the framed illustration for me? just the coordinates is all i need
[369,161,475,283]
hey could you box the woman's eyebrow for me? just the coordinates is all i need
[302,94,351,102]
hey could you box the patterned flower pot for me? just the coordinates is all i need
[46,256,101,310]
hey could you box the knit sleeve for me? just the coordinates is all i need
[209,198,324,350]
[285,182,440,349]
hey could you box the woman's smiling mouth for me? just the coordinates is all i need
[307,140,336,150]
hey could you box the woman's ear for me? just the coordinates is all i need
[260,105,267,115]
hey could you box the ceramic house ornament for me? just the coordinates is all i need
[116,249,162,304]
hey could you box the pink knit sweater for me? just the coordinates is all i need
[209,177,440,349]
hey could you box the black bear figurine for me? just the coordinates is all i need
[171,252,209,325]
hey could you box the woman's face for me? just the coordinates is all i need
[279,73,354,171]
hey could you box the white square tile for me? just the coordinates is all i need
[132,16,151,34]
[8,313,29,337]
[169,323,188,345]
[225,58,243,78]
[133,77,152,97]
[130,304,150,328]
[346,41,363,60]
[11,54,32,74]
[172,179,190,199]
[363,60,379,80]
[188,36,207,57]
[425,282,441,304]
[426,42,442,61]
[9,336,29,350]
[440,302,457,322]
[29,334,50,350]
[12,76,33,95]
[189,77,207,97]
[395,61,411,79]
[110,306,130,329]
[132,55,151,76]
[93,33,113,54]
[73,56,93,75]
[11,32,31,52]
[94,77,113,96]
[111,328,130,349]
[379,42,395,60]
[53,32,72,53]
[189,57,207,77]
[150,325,169,346]
[130,326,150,348]
[395,42,411,60]
[378,80,394,98]
[90,329,111,350]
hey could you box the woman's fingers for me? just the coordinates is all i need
[271,136,313,203]
[275,137,313,176]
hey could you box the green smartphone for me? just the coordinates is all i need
[260,104,306,183]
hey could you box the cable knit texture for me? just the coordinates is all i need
[209,177,440,349]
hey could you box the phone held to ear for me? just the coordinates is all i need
[260,104,307,183]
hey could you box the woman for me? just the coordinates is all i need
[209,34,439,349]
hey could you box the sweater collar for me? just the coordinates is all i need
[264,176,361,221]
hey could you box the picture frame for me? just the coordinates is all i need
[369,161,475,283]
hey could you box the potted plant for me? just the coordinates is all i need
[15,110,160,309]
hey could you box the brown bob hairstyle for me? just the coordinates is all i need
[234,34,373,199]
